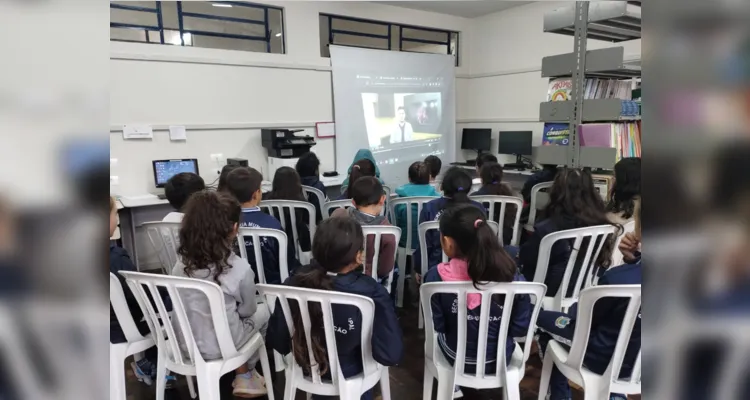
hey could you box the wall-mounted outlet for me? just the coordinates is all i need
[110,176,119,186]
[210,153,224,164]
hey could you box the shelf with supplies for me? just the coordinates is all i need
[542,47,641,79]
[543,1,641,42]
[540,99,640,123]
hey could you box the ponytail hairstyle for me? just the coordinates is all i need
[268,166,306,201]
[345,158,376,198]
[408,161,431,185]
[479,162,513,196]
[288,216,364,376]
[177,190,240,283]
[439,204,516,287]
[441,167,473,205]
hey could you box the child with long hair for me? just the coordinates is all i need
[424,154,442,182]
[395,161,439,250]
[267,216,403,400]
[423,205,531,385]
[519,168,620,297]
[413,167,485,275]
[471,162,517,245]
[338,158,377,200]
[265,166,312,258]
[171,190,269,397]
[340,149,382,193]
[296,152,327,223]
[606,157,641,224]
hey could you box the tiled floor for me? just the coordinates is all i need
[125,301,637,400]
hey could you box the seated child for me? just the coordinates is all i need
[536,200,642,400]
[171,191,269,397]
[521,164,558,205]
[268,217,403,400]
[424,155,443,183]
[395,161,439,250]
[264,166,312,260]
[332,176,396,280]
[470,162,517,245]
[225,166,300,284]
[424,205,531,377]
[338,158,377,200]
[163,172,205,222]
[217,164,241,193]
[413,167,485,276]
[341,149,383,193]
[296,152,328,223]
[606,157,641,225]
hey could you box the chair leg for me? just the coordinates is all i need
[422,369,434,400]
[258,343,275,400]
[435,372,455,400]
[396,248,406,308]
[283,368,296,400]
[186,375,197,399]
[380,367,392,400]
[109,347,126,400]
[418,302,424,329]
[154,350,167,400]
[504,370,521,400]
[195,363,222,400]
[537,348,554,400]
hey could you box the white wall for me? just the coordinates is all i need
[110,1,472,196]
[458,1,642,164]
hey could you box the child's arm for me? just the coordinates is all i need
[267,298,292,355]
[237,267,258,319]
[509,292,532,339]
[423,269,447,334]
[370,284,404,366]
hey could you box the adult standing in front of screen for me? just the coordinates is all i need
[389,107,414,144]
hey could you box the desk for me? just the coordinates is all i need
[452,164,534,192]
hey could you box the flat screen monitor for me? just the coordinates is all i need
[498,131,532,155]
[152,159,199,188]
[461,128,491,152]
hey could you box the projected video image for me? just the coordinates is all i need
[361,93,442,149]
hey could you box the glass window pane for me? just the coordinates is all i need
[160,2,180,30]
[401,40,448,55]
[182,1,265,21]
[161,30,193,46]
[183,16,266,38]
[333,33,389,50]
[320,15,330,57]
[192,34,268,53]
[110,7,158,27]
[269,8,284,54]
[110,27,148,42]
[331,18,389,37]
[401,27,449,43]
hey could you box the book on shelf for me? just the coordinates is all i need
[541,122,641,161]
[547,78,634,101]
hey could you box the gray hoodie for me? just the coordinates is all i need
[331,208,396,278]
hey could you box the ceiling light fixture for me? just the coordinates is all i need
[275,33,282,37]
[212,3,233,8]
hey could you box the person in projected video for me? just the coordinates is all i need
[389,106,414,144]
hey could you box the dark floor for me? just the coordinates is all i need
[124,287,638,400]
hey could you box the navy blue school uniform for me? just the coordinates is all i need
[423,269,532,373]
[262,193,313,257]
[267,269,404,385]
[519,216,606,297]
[536,260,642,400]
[412,198,485,272]
[301,176,327,223]
[239,207,300,284]
[521,168,557,204]
[469,188,516,246]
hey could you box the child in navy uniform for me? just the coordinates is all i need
[225,167,300,284]
[296,152,327,223]
[424,205,531,393]
[162,172,205,223]
[521,164,558,205]
[267,217,403,400]
[414,167,485,276]
[265,167,312,261]
[536,200,642,400]
[470,162,517,246]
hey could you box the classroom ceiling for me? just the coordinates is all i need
[379,1,533,18]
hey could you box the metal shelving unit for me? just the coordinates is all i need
[536,1,642,169]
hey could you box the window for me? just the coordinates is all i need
[319,14,460,66]
[110,1,285,54]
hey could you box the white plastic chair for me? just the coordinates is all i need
[526,182,553,231]
[416,220,499,330]
[421,281,546,400]
[382,184,393,220]
[256,284,391,400]
[260,200,316,265]
[322,199,356,219]
[538,285,641,400]
[111,272,156,400]
[611,220,636,268]
[119,271,275,400]
[141,221,181,273]
[388,196,439,308]
[302,185,327,221]
[361,225,401,292]
[532,225,619,312]
[470,195,523,246]
[237,227,290,372]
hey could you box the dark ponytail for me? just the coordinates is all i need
[345,159,376,199]
[439,204,516,287]
[441,167,473,205]
[287,216,364,376]
[408,161,431,185]
[479,162,513,196]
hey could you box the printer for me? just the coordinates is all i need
[261,129,317,179]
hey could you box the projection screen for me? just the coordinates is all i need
[330,45,456,186]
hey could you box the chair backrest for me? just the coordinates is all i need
[256,284,377,392]
[611,220,636,267]
[119,271,237,368]
[259,200,316,259]
[141,221,181,273]
[528,182,553,228]
[110,273,149,343]
[361,225,401,290]
[420,281,546,381]
[533,224,618,311]
[302,185,327,217]
[564,285,641,391]
[417,221,499,276]
[389,196,437,250]
[236,227,289,284]
[470,195,524,246]
[322,199,356,219]
[382,184,393,219]
[261,181,272,193]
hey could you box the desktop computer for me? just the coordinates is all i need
[460,128,491,164]
[152,159,199,199]
[498,131,533,170]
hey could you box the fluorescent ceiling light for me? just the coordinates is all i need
[212,3,232,7]
[275,33,282,37]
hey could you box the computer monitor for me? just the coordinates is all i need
[498,131,533,156]
[152,159,199,188]
[461,128,491,152]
